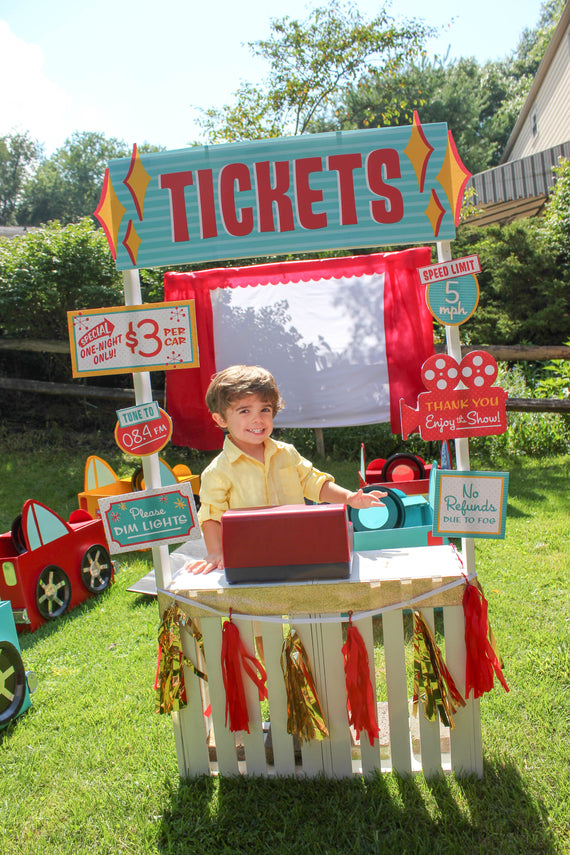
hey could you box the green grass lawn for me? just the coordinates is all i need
[0,431,568,854]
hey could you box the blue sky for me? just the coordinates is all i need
[0,0,546,155]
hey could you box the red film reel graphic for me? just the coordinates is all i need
[421,354,460,392]
[460,351,498,389]
[421,351,498,392]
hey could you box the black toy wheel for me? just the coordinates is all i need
[349,485,406,532]
[131,466,144,491]
[0,641,27,726]
[10,515,26,555]
[381,453,426,483]
[36,565,72,620]
[81,545,113,594]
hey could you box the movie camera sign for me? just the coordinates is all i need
[67,300,198,377]
[98,482,201,554]
[432,470,509,539]
[400,351,508,441]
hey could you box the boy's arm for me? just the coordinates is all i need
[185,519,224,575]
[319,480,387,508]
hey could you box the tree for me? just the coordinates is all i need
[541,157,570,267]
[0,132,41,225]
[329,55,520,173]
[17,132,129,226]
[453,218,570,346]
[325,0,567,174]
[17,132,164,226]
[197,0,433,143]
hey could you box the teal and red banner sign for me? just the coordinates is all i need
[98,483,200,554]
[95,118,470,270]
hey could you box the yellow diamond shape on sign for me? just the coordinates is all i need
[93,169,126,259]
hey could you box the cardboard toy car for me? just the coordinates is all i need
[0,500,113,632]
[0,600,35,726]
[358,446,435,496]
[77,455,200,518]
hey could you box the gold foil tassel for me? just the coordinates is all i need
[412,609,465,729]
[281,629,329,743]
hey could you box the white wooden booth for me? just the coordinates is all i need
[159,543,482,779]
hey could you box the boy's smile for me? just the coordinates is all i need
[212,393,274,460]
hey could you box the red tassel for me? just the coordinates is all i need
[221,616,268,733]
[341,618,379,746]
[463,582,509,699]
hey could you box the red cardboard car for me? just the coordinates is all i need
[0,500,113,632]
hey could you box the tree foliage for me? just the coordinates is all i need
[329,56,521,173]
[197,0,433,142]
[17,132,130,226]
[0,219,122,339]
[0,132,41,225]
[541,157,570,267]
[324,0,566,173]
[453,218,570,346]
[16,133,164,226]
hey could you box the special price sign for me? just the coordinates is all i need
[67,300,198,378]
[114,402,172,456]
[432,470,509,539]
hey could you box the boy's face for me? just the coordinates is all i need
[212,393,274,455]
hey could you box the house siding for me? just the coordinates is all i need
[507,10,570,160]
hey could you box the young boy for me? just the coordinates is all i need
[187,364,387,574]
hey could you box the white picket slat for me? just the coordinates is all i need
[383,609,412,776]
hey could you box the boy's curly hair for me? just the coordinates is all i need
[205,365,284,417]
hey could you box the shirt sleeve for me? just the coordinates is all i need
[291,446,334,503]
[197,464,232,526]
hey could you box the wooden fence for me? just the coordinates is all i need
[1,339,569,417]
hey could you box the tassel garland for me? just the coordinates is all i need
[221,616,268,732]
[281,630,329,743]
[412,609,465,729]
[341,618,379,746]
[155,604,206,715]
[463,582,509,699]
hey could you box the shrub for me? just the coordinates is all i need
[0,219,123,339]
[453,218,570,346]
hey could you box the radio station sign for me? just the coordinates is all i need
[95,120,470,270]
[114,402,172,456]
[67,300,198,377]
[98,482,201,554]
[432,470,509,539]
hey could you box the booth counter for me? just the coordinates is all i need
[158,543,483,779]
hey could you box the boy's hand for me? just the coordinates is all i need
[184,552,223,575]
[347,488,387,509]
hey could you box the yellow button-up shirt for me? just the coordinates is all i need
[197,436,334,526]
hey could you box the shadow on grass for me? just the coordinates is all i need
[158,760,556,855]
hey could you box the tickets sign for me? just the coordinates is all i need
[94,119,471,270]
[432,470,509,539]
[67,301,198,377]
[98,482,201,554]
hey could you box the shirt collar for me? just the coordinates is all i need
[224,434,278,463]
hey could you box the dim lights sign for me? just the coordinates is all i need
[98,483,201,554]
[95,119,471,270]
